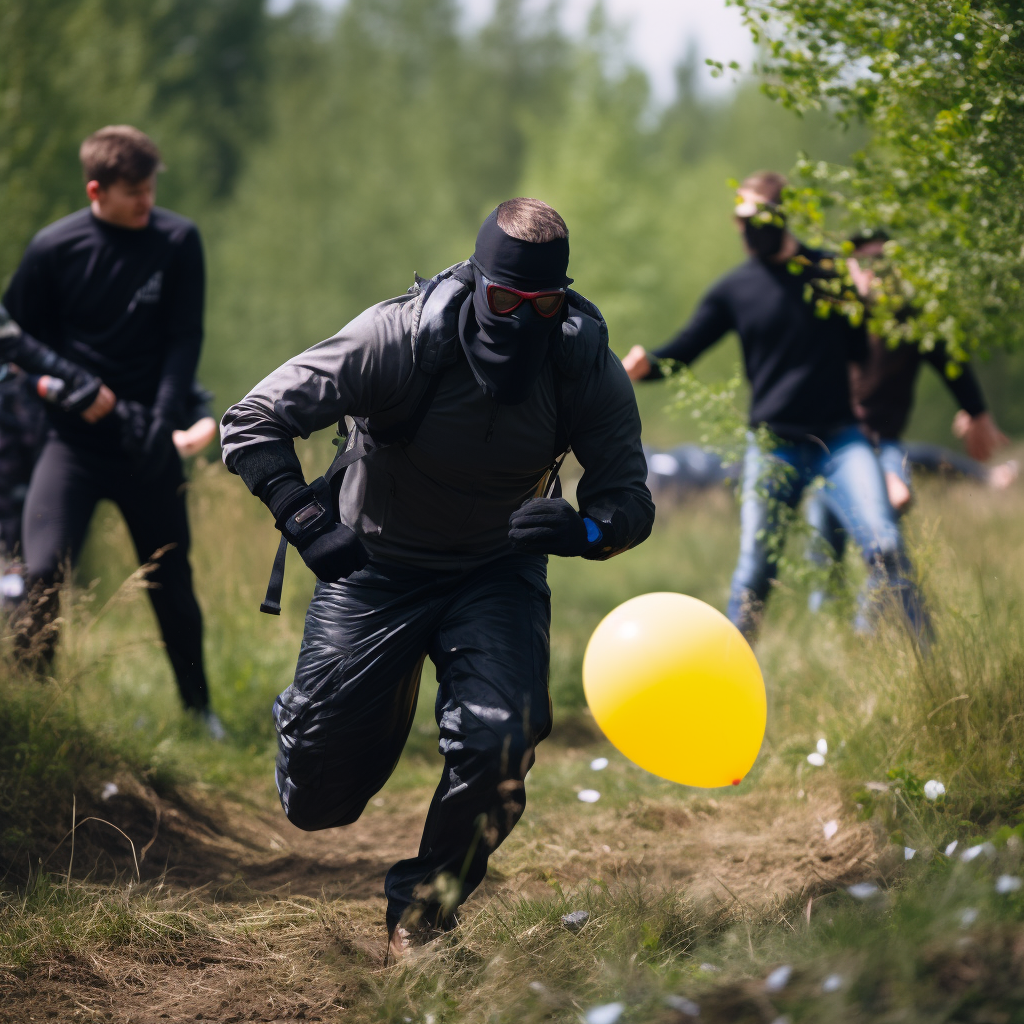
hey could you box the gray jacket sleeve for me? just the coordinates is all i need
[570,344,655,558]
[220,294,418,493]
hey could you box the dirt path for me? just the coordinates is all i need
[0,765,881,1023]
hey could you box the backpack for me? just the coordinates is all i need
[260,262,609,614]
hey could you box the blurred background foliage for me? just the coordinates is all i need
[1,0,1021,446]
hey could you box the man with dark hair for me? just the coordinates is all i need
[623,173,928,640]
[0,124,221,737]
[221,197,653,958]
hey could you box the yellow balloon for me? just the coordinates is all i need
[582,592,766,789]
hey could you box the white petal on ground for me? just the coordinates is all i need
[905,847,916,860]
[764,965,792,992]
[822,974,843,993]
[817,738,828,756]
[807,753,826,767]
[945,841,958,857]
[960,907,979,926]
[996,875,1022,894]
[923,780,946,800]
[584,1002,625,1024]
[590,757,609,771]
[100,782,118,801]
[847,882,880,899]
[577,789,601,803]
[823,820,838,840]
[665,995,700,1017]
[961,842,996,863]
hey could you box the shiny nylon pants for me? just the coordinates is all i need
[272,553,552,933]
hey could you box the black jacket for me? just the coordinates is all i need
[650,246,868,441]
[221,265,654,571]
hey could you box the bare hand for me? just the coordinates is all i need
[885,471,912,513]
[622,345,652,382]
[172,416,218,457]
[81,384,116,423]
[954,410,1008,462]
[845,257,876,299]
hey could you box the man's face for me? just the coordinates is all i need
[733,188,772,231]
[852,239,886,260]
[734,188,789,260]
[87,174,156,230]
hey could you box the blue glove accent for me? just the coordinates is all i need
[583,517,603,545]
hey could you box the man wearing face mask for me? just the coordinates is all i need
[220,198,653,959]
[623,171,928,641]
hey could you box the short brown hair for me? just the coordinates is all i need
[739,170,787,205]
[495,198,568,243]
[80,126,163,188]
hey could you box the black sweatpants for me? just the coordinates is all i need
[273,553,552,933]
[19,436,209,709]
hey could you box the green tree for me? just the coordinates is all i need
[203,0,572,395]
[727,0,1024,362]
[0,0,268,281]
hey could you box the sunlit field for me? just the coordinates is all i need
[3,450,1024,1022]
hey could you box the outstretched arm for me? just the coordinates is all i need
[926,346,1007,461]
[623,287,734,382]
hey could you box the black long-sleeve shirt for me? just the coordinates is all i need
[2,207,204,450]
[649,246,868,441]
[851,335,985,442]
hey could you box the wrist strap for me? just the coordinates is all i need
[262,477,336,616]
[260,536,289,615]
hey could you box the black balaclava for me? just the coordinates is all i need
[742,205,787,261]
[458,207,571,405]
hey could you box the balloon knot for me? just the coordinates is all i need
[732,779,741,786]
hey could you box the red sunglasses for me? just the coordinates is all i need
[485,279,566,318]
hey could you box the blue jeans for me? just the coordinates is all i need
[806,438,910,594]
[728,427,929,639]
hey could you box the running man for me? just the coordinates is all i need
[0,125,221,736]
[623,171,928,640]
[220,198,653,957]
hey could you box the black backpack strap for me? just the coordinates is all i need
[260,263,473,615]
[260,536,289,615]
[542,295,609,500]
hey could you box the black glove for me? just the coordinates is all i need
[140,416,175,479]
[114,400,152,457]
[274,479,369,583]
[508,497,603,557]
[58,373,103,415]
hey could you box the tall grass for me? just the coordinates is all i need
[3,452,1024,1020]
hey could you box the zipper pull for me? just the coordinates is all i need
[485,403,499,443]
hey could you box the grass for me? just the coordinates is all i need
[3,449,1024,1021]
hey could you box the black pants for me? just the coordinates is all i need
[18,436,209,710]
[273,553,552,933]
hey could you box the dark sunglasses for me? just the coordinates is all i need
[485,278,565,318]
